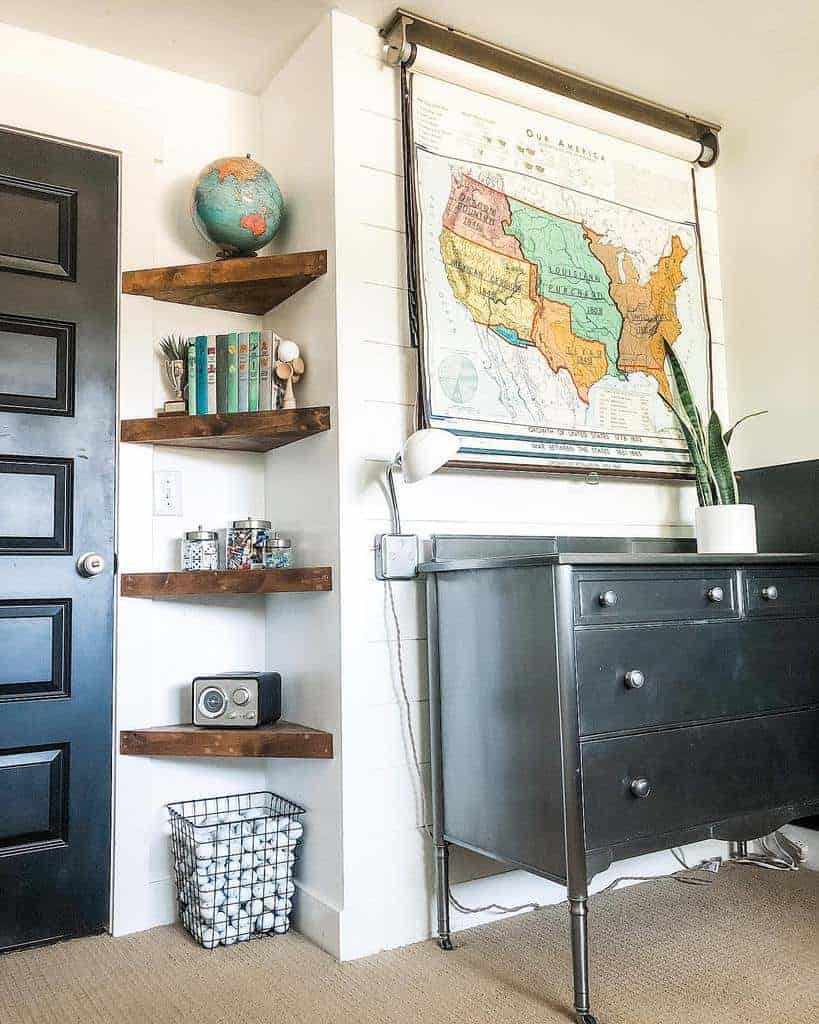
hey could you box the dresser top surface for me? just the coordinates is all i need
[421,552,819,573]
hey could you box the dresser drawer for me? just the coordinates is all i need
[745,570,819,618]
[581,710,819,850]
[574,570,738,625]
[575,619,819,735]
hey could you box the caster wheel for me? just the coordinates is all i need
[438,936,454,951]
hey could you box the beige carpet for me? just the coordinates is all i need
[1,865,816,1024]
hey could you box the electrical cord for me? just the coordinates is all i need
[386,581,432,838]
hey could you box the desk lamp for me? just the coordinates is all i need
[375,428,460,580]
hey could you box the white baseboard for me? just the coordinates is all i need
[291,884,341,958]
[112,877,177,937]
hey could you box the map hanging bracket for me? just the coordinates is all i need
[381,9,721,167]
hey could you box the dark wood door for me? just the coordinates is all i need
[0,128,118,950]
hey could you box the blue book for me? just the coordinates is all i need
[195,335,208,414]
[186,339,197,415]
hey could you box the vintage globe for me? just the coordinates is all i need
[190,155,284,257]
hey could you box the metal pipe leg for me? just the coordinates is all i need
[729,840,749,860]
[569,898,598,1024]
[434,842,453,950]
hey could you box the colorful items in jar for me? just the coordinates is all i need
[227,518,272,570]
[267,533,292,569]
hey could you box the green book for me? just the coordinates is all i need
[215,334,229,413]
[248,331,260,412]
[227,333,239,413]
[186,339,197,414]
[237,333,249,412]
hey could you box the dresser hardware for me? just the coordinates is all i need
[629,777,651,799]
[624,669,645,689]
[598,590,618,607]
[706,586,724,603]
[761,585,779,601]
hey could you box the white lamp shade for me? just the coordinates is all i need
[400,429,460,483]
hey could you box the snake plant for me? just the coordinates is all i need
[663,340,765,507]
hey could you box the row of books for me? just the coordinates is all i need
[187,331,279,415]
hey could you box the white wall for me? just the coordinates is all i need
[720,85,819,470]
[328,11,728,960]
[0,20,271,935]
[259,17,345,956]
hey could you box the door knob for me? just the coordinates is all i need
[761,585,779,601]
[629,777,651,799]
[624,669,645,690]
[76,552,105,578]
[598,590,618,608]
[706,585,724,603]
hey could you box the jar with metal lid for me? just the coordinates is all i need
[226,517,272,570]
[181,526,219,571]
[265,532,292,569]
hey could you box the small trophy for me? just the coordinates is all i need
[159,334,189,416]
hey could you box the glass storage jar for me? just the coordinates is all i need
[266,532,292,569]
[181,526,219,571]
[226,517,272,570]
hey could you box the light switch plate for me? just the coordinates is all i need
[153,470,182,516]
[375,533,419,580]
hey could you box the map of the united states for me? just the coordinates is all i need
[439,173,687,404]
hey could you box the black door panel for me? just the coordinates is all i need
[0,128,117,951]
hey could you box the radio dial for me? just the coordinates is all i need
[198,686,227,719]
[232,687,251,707]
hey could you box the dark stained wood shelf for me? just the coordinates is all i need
[120,720,333,759]
[121,250,326,315]
[120,567,332,598]
[121,407,330,452]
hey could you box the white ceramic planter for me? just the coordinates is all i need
[695,504,757,554]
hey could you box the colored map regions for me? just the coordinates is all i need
[586,230,686,402]
[439,173,687,404]
[505,200,623,374]
[439,227,536,341]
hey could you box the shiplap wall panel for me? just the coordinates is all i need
[332,11,729,960]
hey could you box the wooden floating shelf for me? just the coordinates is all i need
[120,567,332,598]
[120,720,333,759]
[121,250,327,315]
[121,407,330,452]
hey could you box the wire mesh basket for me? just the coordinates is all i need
[168,790,305,949]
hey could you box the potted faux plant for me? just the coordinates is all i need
[663,341,765,553]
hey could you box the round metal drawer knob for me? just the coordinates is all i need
[706,585,724,603]
[598,590,618,608]
[629,777,651,799]
[624,669,645,690]
[761,585,779,601]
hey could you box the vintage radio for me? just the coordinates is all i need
[192,672,281,728]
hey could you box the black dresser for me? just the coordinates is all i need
[421,537,819,1024]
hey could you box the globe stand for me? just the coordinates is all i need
[216,249,258,260]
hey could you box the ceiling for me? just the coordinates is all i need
[0,1,816,123]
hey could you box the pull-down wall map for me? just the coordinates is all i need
[407,72,713,475]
